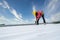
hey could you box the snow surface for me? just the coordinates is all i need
[0,24,60,40]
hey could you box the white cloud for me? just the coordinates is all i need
[0,0,22,20]
[3,0,10,9]
[46,0,59,14]
[44,0,60,22]
[0,2,2,5]
[0,15,33,24]
[0,0,31,24]
[46,0,60,22]
[0,16,11,24]
[3,0,22,20]
[47,0,58,9]
[50,12,60,22]
[0,0,9,9]
[9,8,22,20]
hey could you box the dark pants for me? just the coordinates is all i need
[42,14,46,23]
[35,13,46,25]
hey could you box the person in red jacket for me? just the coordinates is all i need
[35,10,46,25]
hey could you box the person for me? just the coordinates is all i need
[32,10,46,25]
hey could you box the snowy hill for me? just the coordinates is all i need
[0,24,60,40]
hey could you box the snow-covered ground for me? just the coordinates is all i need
[0,24,60,40]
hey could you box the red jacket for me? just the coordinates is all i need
[36,11,43,20]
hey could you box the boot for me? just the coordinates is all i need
[35,20,39,25]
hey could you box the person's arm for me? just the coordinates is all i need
[32,10,36,17]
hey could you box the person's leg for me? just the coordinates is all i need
[35,12,39,25]
[42,14,46,23]
[35,12,37,24]
[35,19,39,25]
[37,19,39,25]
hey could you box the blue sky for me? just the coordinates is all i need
[5,0,46,19]
[0,0,60,24]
